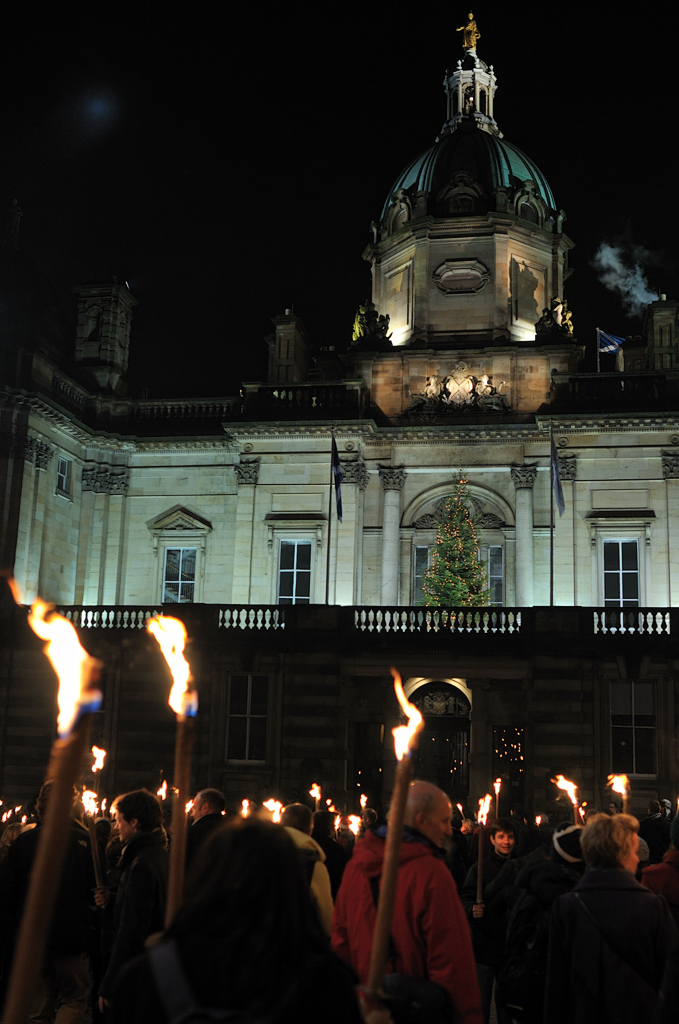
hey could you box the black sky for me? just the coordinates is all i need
[2,6,677,398]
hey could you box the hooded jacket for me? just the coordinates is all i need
[283,826,333,935]
[332,828,483,1024]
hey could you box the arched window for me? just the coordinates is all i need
[520,202,538,224]
[479,89,487,115]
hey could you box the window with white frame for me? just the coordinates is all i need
[611,679,656,775]
[226,673,268,761]
[162,548,196,603]
[413,545,431,603]
[56,457,72,496]
[487,545,504,606]
[603,540,639,607]
[277,540,311,604]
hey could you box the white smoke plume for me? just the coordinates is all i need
[591,242,659,317]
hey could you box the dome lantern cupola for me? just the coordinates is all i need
[441,50,501,138]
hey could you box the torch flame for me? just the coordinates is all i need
[23,595,102,738]
[147,615,198,718]
[101,799,107,814]
[309,784,321,801]
[185,799,194,815]
[456,802,464,817]
[241,799,250,817]
[536,815,542,826]
[82,790,99,816]
[552,774,579,806]
[157,780,168,801]
[360,793,368,809]
[391,668,424,761]
[348,814,362,836]
[91,746,107,772]
[334,814,341,831]
[21,815,27,824]
[493,777,502,796]
[262,798,283,823]
[478,794,492,826]
[607,773,629,799]
[325,798,332,807]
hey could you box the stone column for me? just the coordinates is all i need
[511,464,537,607]
[231,458,260,603]
[24,441,54,601]
[558,454,577,605]
[343,460,370,605]
[379,466,406,606]
[662,450,679,606]
[102,468,130,604]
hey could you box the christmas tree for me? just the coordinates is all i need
[422,476,488,606]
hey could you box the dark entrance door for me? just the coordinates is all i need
[410,682,470,803]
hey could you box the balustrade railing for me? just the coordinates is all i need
[60,607,160,629]
[354,607,521,634]
[593,609,671,635]
[218,607,285,630]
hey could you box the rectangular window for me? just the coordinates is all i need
[56,457,72,495]
[611,680,656,775]
[277,540,311,604]
[162,548,196,603]
[413,545,431,602]
[487,546,504,606]
[603,540,639,607]
[226,673,268,761]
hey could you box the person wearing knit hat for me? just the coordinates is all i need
[642,813,679,928]
[551,823,583,866]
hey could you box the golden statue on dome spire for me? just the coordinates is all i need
[457,12,480,51]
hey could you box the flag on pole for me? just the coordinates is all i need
[551,433,565,517]
[331,433,343,522]
[598,330,625,353]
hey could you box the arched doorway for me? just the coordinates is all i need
[408,681,470,802]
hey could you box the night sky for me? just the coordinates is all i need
[2,7,677,399]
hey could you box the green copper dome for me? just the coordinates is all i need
[382,120,556,221]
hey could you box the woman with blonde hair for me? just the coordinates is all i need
[545,813,677,1022]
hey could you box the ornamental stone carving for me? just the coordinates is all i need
[378,465,407,491]
[34,442,54,471]
[342,461,370,490]
[475,512,505,529]
[234,457,260,485]
[404,365,511,418]
[108,467,130,495]
[558,454,577,481]
[510,464,538,489]
[413,513,439,529]
[661,450,679,479]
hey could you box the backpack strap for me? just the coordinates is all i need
[573,893,659,1001]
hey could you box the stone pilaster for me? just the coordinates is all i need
[379,466,406,605]
[511,464,537,607]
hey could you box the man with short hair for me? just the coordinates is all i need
[311,810,348,899]
[281,802,333,935]
[638,799,671,865]
[332,780,483,1023]
[186,788,225,868]
[461,818,517,1024]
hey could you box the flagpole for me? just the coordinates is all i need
[596,328,600,373]
[549,420,554,607]
[325,429,334,605]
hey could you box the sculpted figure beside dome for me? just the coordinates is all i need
[457,12,480,51]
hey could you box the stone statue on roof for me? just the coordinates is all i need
[457,12,480,51]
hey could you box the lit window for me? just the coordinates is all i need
[56,457,72,495]
[414,545,431,602]
[611,680,656,775]
[603,541,639,607]
[277,541,311,604]
[162,548,196,603]
[226,674,268,762]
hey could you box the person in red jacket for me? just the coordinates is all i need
[332,780,483,1024]
[642,813,679,928]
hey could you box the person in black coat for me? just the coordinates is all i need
[638,799,671,865]
[108,818,365,1024]
[185,788,225,868]
[461,817,518,1024]
[0,781,96,1022]
[311,810,348,899]
[97,789,168,1011]
[545,812,678,1024]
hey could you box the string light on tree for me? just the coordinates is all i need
[422,475,489,607]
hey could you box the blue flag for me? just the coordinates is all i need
[551,434,565,517]
[331,434,343,522]
[598,330,625,353]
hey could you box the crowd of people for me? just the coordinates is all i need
[0,780,677,1022]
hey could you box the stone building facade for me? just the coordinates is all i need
[1,41,678,819]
